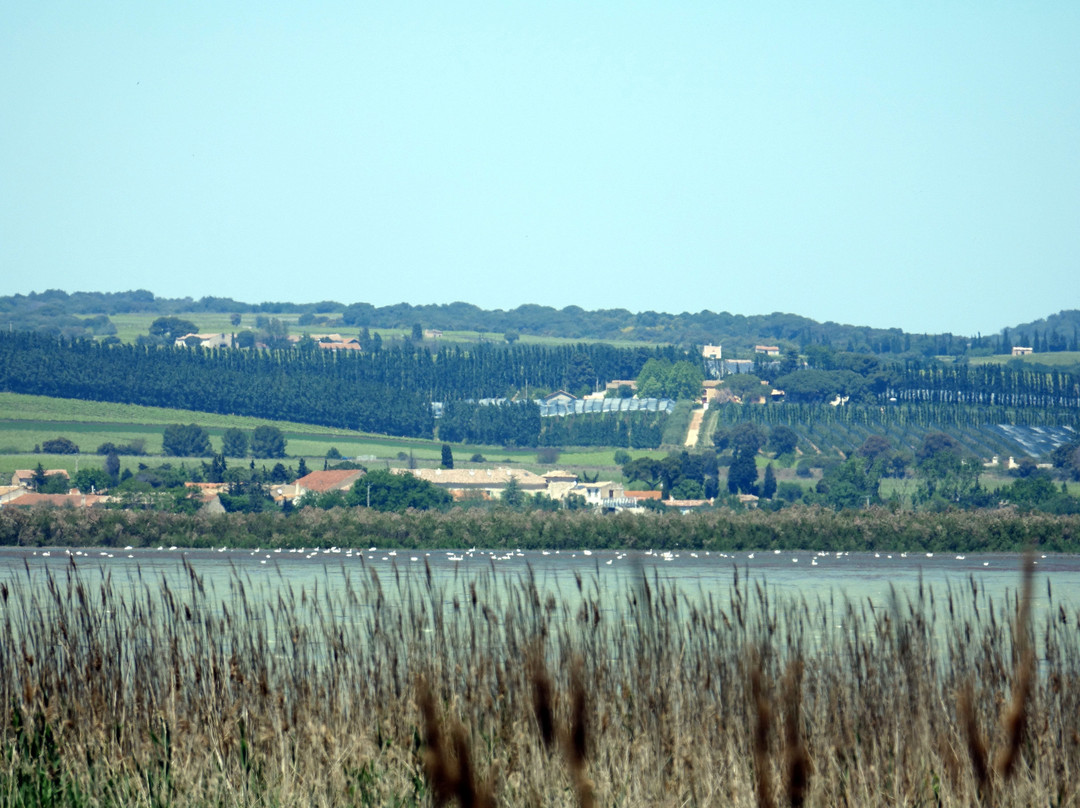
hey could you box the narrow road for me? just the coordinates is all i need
[685,408,704,447]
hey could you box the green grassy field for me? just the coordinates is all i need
[0,392,385,432]
[0,392,664,480]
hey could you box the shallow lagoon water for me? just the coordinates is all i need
[4,545,1078,615]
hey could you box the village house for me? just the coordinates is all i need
[179,482,230,513]
[11,469,70,488]
[183,482,228,500]
[702,345,725,379]
[268,484,301,504]
[294,469,366,498]
[0,485,27,505]
[723,359,755,375]
[543,390,577,405]
[754,345,780,356]
[702,380,738,406]
[1011,346,1033,356]
[619,490,662,511]
[574,480,622,503]
[174,333,231,349]
[624,490,662,504]
[666,497,715,513]
[401,467,547,500]
[309,334,363,351]
[541,469,579,500]
[5,492,108,509]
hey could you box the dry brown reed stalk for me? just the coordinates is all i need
[782,657,811,808]
[563,656,596,808]
[749,652,776,808]
[528,643,556,752]
[4,553,1080,806]
[955,553,1038,805]
[995,552,1035,781]
[958,676,992,804]
[417,676,496,808]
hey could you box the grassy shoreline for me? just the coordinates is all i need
[3,505,1078,554]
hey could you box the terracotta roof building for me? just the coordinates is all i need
[295,469,366,496]
[7,493,108,508]
[400,467,547,498]
[12,469,70,488]
[624,490,663,501]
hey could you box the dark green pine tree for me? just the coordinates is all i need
[762,463,777,499]
[727,449,759,496]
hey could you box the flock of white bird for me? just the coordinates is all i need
[28,546,1049,569]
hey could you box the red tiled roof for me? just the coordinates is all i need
[624,490,663,500]
[296,469,365,492]
[10,493,107,508]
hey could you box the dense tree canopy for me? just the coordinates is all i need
[727,450,759,496]
[635,359,704,400]
[41,437,79,454]
[0,331,686,443]
[250,425,287,459]
[149,316,198,341]
[344,469,451,512]
[162,424,212,457]
[768,425,799,457]
[222,428,248,458]
[813,456,882,510]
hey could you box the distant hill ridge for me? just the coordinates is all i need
[2,289,1077,354]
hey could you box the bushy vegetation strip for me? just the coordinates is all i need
[1,554,1077,806]
[2,506,1079,553]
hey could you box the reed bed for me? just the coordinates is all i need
[1,555,1078,807]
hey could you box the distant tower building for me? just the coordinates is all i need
[702,344,723,378]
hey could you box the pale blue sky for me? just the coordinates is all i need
[3,2,1077,336]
